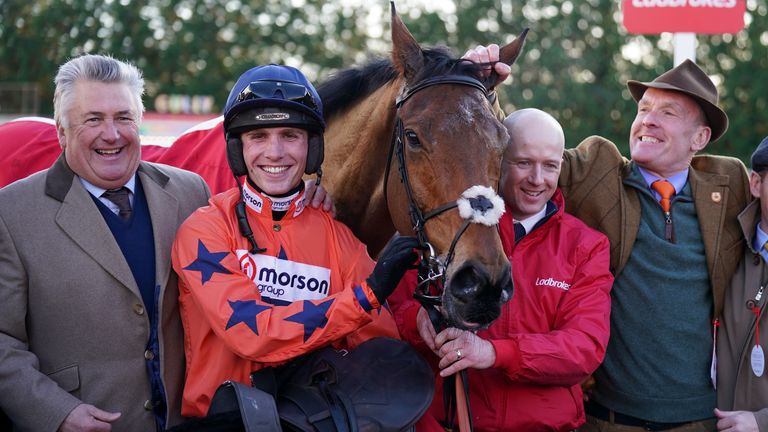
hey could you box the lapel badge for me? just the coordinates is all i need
[711,192,722,203]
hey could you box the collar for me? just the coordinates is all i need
[513,204,548,235]
[45,156,168,202]
[242,181,307,219]
[738,200,761,252]
[79,175,137,198]
[637,166,688,200]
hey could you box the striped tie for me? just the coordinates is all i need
[102,187,132,220]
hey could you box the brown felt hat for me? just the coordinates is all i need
[627,59,728,142]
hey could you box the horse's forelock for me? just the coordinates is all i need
[411,47,486,84]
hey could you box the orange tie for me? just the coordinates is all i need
[651,180,675,213]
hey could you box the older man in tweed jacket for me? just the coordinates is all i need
[563,61,749,431]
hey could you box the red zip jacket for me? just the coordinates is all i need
[389,190,613,431]
[172,183,399,417]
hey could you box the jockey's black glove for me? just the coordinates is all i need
[367,236,420,303]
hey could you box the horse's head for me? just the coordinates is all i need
[386,6,527,329]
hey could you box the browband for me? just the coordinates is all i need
[395,75,488,107]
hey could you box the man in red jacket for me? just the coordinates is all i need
[389,108,614,431]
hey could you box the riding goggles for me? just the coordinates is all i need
[237,80,319,111]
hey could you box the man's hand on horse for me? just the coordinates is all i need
[434,327,496,377]
[462,43,511,90]
[303,179,336,217]
[366,236,420,303]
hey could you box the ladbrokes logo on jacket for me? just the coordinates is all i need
[236,250,331,305]
[535,277,571,291]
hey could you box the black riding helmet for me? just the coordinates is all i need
[223,64,326,177]
[223,65,326,255]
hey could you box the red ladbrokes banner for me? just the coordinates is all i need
[623,0,746,34]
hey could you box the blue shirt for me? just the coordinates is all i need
[754,223,768,262]
[638,166,688,201]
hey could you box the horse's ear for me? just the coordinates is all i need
[390,1,423,82]
[499,28,529,66]
[482,28,529,91]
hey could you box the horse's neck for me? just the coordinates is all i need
[323,81,402,255]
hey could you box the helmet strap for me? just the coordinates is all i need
[233,175,267,255]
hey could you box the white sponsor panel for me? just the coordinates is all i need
[236,250,331,303]
[271,197,293,212]
[293,192,306,217]
[242,186,264,213]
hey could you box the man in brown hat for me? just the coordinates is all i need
[562,60,750,431]
[466,47,750,430]
[562,59,751,431]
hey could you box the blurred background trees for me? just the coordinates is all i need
[1,0,765,161]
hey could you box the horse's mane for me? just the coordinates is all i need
[318,47,487,120]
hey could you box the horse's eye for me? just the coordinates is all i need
[404,130,421,148]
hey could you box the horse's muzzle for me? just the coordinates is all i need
[442,260,513,330]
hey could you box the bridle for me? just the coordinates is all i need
[383,73,507,432]
[382,74,503,310]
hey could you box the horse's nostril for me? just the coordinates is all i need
[444,262,510,329]
[450,265,486,302]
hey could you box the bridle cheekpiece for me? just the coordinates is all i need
[383,74,505,309]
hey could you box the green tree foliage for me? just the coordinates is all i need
[1,0,372,116]
[399,0,767,158]
[703,1,768,162]
[1,0,765,161]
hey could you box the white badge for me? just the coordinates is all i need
[751,344,765,377]
[710,346,717,389]
[710,319,718,389]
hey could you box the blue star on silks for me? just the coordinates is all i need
[284,298,335,342]
[277,245,288,260]
[226,300,271,334]
[183,239,231,285]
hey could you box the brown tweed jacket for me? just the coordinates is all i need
[558,135,751,317]
[0,156,210,431]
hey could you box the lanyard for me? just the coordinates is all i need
[750,279,766,377]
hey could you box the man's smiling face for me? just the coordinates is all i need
[58,80,141,189]
[629,87,710,178]
[501,112,563,220]
[241,126,308,195]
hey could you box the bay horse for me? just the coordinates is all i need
[0,10,526,329]
[318,8,528,329]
